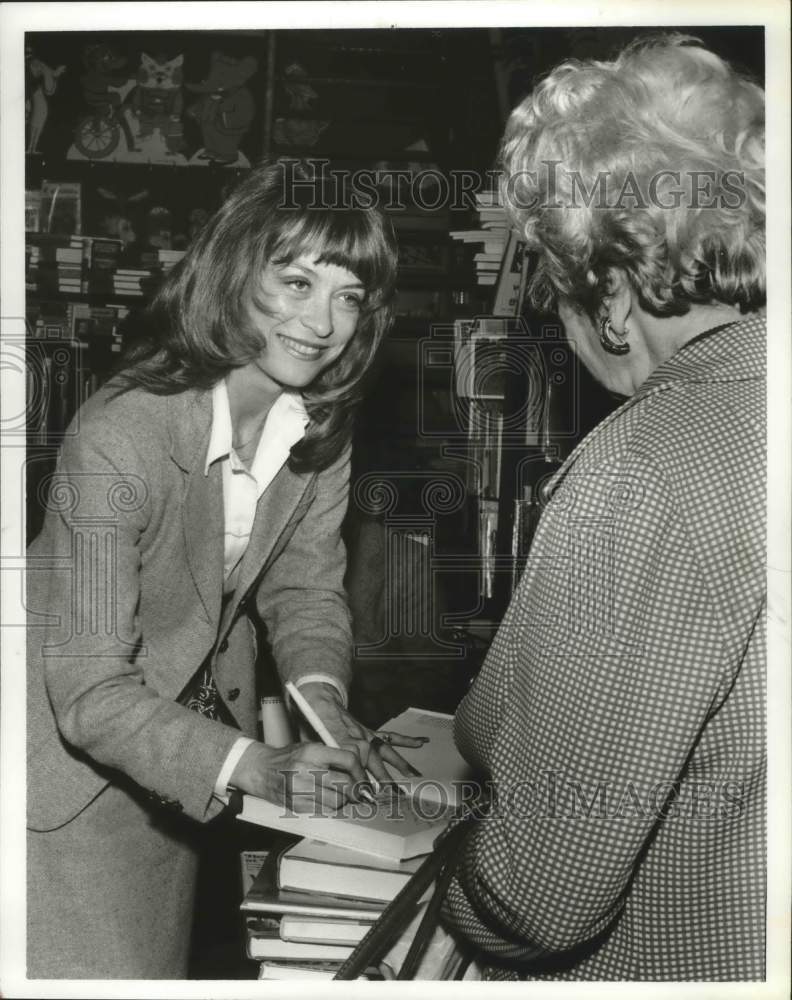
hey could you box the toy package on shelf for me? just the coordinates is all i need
[39,181,82,236]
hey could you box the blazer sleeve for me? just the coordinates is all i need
[442,456,735,962]
[255,446,354,694]
[31,410,243,823]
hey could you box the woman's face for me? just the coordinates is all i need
[242,254,366,392]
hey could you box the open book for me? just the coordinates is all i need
[236,785,453,862]
[377,707,474,808]
[234,707,473,861]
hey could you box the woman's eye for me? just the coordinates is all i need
[285,278,310,292]
[340,293,363,309]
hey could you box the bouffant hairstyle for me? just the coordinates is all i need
[500,34,765,317]
[116,160,398,472]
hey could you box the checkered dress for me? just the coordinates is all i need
[443,313,766,981]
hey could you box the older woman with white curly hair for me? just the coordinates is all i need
[442,35,766,981]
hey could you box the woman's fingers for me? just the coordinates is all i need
[361,745,397,787]
[376,742,423,779]
[375,730,430,749]
[299,742,369,789]
[285,767,363,813]
[228,740,377,810]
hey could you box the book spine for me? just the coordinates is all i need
[492,232,526,316]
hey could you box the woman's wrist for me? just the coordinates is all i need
[227,740,279,801]
[296,680,344,705]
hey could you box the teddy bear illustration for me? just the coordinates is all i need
[186,53,258,164]
[133,53,185,156]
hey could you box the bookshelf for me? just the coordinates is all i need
[22,27,505,701]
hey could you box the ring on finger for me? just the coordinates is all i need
[374,732,394,745]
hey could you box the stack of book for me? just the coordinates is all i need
[88,237,124,295]
[54,238,88,294]
[450,190,531,317]
[237,707,474,980]
[449,191,509,287]
[112,268,150,298]
[242,837,419,980]
[26,240,43,293]
[157,248,185,274]
[26,235,88,296]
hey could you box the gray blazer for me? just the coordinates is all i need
[27,382,353,831]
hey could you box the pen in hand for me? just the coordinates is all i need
[284,681,378,804]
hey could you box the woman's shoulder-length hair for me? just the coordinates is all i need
[499,34,765,317]
[114,160,398,473]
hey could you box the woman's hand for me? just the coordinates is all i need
[228,739,371,813]
[296,681,428,787]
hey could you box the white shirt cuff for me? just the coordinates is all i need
[213,736,256,799]
[295,674,348,708]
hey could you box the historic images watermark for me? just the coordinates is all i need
[502,162,749,211]
[277,770,746,823]
[275,158,749,212]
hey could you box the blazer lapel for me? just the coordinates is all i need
[231,461,313,611]
[168,390,225,627]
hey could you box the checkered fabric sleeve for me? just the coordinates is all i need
[442,315,766,981]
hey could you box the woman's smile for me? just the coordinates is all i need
[237,255,365,396]
[275,331,328,361]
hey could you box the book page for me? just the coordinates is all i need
[378,707,475,807]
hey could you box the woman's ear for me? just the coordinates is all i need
[603,268,633,335]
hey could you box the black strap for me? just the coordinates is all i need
[333,816,474,980]
[396,836,461,979]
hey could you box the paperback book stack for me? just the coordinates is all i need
[450,190,530,316]
[449,190,509,287]
[88,238,124,296]
[112,268,150,298]
[26,235,89,296]
[237,708,474,980]
[157,248,185,274]
[54,238,89,295]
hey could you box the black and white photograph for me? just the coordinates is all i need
[1,1,789,996]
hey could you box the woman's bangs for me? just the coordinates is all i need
[268,209,395,301]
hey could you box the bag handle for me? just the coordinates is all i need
[333,816,474,981]
[396,834,462,979]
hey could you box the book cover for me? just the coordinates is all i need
[257,960,383,981]
[241,842,383,921]
[239,849,269,896]
[236,786,453,862]
[279,916,372,946]
[246,929,354,962]
[279,838,423,903]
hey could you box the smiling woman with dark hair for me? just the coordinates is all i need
[26,160,419,978]
[117,161,399,469]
